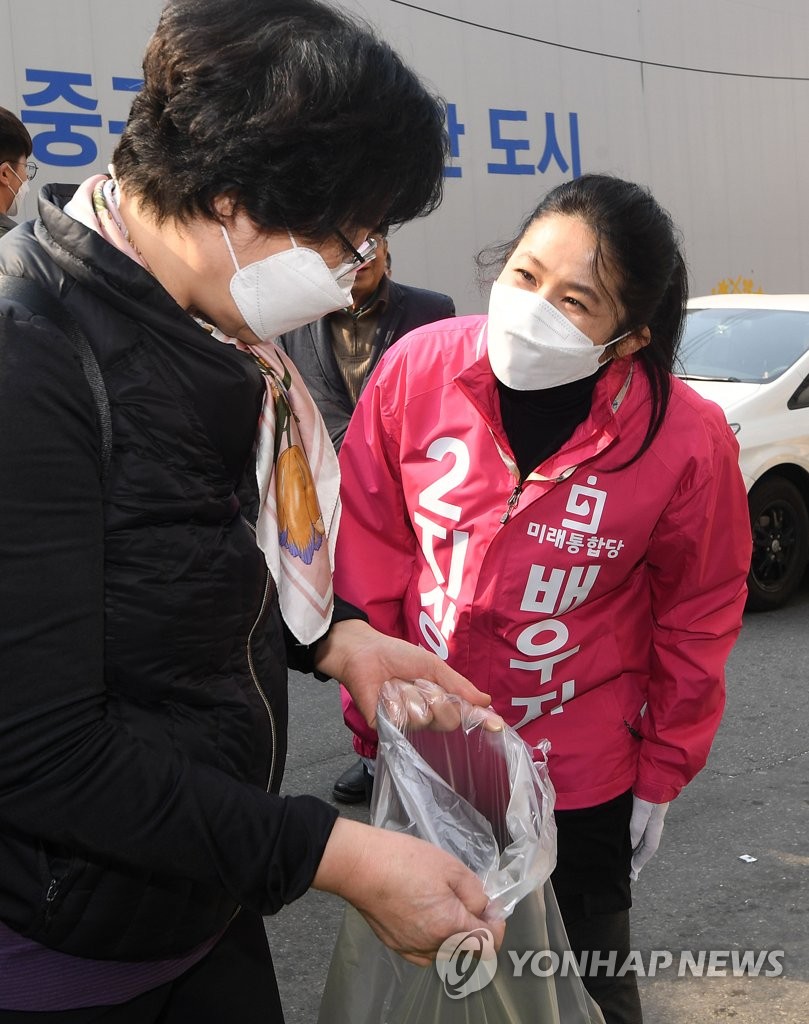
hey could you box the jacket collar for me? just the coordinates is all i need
[455,324,639,480]
[33,184,217,350]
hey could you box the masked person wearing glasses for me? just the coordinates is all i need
[0,1,504,1020]
[334,174,751,1024]
[0,108,36,239]
[278,228,455,455]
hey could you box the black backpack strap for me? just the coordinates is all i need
[0,275,112,480]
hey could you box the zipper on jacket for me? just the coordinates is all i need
[500,483,523,524]
[247,572,277,793]
[623,719,642,740]
[229,563,276,951]
[242,517,277,794]
[221,517,277,933]
[43,877,61,925]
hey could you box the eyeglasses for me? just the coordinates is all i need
[333,229,378,280]
[22,161,38,181]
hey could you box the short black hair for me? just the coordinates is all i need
[0,107,32,166]
[113,0,448,239]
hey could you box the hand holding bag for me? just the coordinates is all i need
[318,678,604,1024]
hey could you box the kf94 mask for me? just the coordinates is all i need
[222,226,354,341]
[486,280,628,390]
[5,165,30,218]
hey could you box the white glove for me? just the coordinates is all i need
[629,797,670,880]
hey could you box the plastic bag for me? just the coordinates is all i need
[318,679,604,1024]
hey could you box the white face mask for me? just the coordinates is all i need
[486,280,628,390]
[5,165,30,218]
[222,226,355,341]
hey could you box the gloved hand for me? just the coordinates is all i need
[629,797,670,880]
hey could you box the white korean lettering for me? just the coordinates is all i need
[509,619,580,678]
[446,530,469,600]
[557,565,600,613]
[519,565,600,617]
[417,437,470,521]
[441,602,458,636]
[413,511,447,585]
[512,679,575,728]
[418,611,449,659]
[420,585,445,622]
[520,565,566,614]
[550,680,576,714]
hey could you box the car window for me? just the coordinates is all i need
[677,309,809,383]
[789,378,809,409]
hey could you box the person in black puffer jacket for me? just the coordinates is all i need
[0,2,502,1021]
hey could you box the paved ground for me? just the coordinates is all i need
[268,583,809,1023]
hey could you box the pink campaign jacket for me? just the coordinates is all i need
[334,316,750,810]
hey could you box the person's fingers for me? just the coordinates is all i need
[399,951,433,968]
[629,796,654,848]
[413,678,504,733]
[486,915,506,951]
[630,828,663,879]
[480,707,506,732]
[630,843,650,880]
[388,678,505,734]
[448,860,494,923]
[383,679,433,730]
[629,801,668,878]
[428,657,491,707]
[424,694,463,732]
[393,682,462,732]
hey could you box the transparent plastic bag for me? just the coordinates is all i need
[318,679,605,1024]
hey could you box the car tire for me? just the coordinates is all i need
[746,476,809,612]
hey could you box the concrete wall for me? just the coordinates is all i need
[3,0,808,311]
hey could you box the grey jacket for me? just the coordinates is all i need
[277,278,454,450]
[0,212,18,238]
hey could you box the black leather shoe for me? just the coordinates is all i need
[332,759,372,804]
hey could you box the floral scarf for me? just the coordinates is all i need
[65,175,340,644]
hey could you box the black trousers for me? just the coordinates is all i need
[552,789,643,1024]
[0,911,284,1024]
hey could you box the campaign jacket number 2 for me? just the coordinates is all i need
[334,316,751,811]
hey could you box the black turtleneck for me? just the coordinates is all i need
[497,368,606,480]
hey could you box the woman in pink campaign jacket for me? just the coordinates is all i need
[334,174,751,1024]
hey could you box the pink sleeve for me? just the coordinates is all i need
[333,352,417,755]
[636,419,750,802]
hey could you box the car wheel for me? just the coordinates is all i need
[746,476,809,612]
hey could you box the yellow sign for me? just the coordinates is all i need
[710,276,764,295]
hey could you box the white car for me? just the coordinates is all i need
[679,294,809,611]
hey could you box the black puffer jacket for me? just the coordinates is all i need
[0,188,338,960]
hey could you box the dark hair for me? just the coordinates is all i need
[477,173,688,463]
[0,107,32,165]
[113,0,448,238]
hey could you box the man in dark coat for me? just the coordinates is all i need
[277,229,455,452]
[277,229,455,802]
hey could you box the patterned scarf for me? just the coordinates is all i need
[65,175,340,644]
